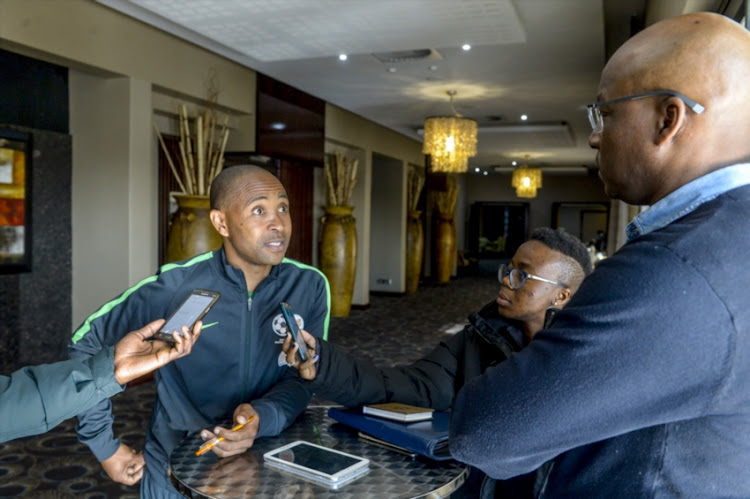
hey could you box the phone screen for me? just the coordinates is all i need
[156,289,220,342]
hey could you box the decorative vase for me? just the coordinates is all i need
[434,212,456,283]
[319,205,357,317]
[166,194,222,263]
[405,210,424,294]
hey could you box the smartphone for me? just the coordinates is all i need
[280,302,309,361]
[153,289,220,343]
[263,440,369,488]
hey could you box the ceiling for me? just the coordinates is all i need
[97,0,742,173]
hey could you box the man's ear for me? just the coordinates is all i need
[210,209,228,237]
[655,97,688,146]
[556,288,573,307]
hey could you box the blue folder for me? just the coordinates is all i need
[327,407,452,461]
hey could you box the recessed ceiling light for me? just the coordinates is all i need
[474,167,480,173]
[520,114,528,121]
[339,54,348,61]
[462,44,471,51]
[387,67,397,73]
[429,65,438,71]
[512,161,518,166]
[270,122,286,130]
[483,170,488,175]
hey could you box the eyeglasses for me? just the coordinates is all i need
[498,264,567,290]
[586,89,705,133]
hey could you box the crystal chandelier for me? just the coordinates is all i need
[511,156,542,198]
[422,90,477,174]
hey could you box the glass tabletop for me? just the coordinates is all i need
[170,406,468,498]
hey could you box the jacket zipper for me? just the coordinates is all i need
[241,293,253,402]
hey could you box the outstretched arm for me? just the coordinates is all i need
[284,327,466,410]
[0,319,201,443]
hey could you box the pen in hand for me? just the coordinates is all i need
[195,416,254,456]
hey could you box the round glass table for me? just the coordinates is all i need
[169,406,468,498]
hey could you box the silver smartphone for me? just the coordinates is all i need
[153,289,220,343]
[263,440,369,488]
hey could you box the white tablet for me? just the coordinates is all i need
[263,440,369,487]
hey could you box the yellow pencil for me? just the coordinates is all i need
[195,417,254,456]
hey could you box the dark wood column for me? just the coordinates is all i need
[255,74,325,265]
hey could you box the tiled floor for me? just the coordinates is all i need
[0,275,500,498]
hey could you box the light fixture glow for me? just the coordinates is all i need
[483,171,488,176]
[444,135,455,152]
[270,122,286,131]
[422,90,478,174]
[462,44,471,51]
[520,114,528,121]
[338,54,348,61]
[474,167,480,173]
[511,156,542,198]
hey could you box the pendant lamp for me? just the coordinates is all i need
[422,90,477,173]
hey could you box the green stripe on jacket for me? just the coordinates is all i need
[281,258,331,341]
[71,252,215,344]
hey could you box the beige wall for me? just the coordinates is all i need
[69,72,158,325]
[324,104,424,305]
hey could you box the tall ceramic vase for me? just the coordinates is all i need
[166,194,222,263]
[405,210,424,294]
[319,205,357,317]
[434,212,456,283]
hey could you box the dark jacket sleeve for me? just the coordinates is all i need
[307,327,471,411]
[0,347,123,443]
[252,270,331,437]
[68,278,170,461]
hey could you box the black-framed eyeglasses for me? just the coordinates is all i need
[586,89,705,133]
[498,264,567,290]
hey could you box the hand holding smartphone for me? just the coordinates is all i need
[154,289,220,344]
[279,302,309,361]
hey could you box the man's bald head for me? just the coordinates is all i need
[209,165,280,211]
[592,13,750,205]
[607,13,750,162]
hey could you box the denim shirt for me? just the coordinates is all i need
[626,163,750,242]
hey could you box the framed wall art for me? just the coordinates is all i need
[0,128,32,273]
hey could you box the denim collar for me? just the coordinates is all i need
[626,163,750,242]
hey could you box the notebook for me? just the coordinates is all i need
[328,407,452,461]
[362,402,434,422]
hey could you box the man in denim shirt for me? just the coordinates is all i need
[451,12,750,497]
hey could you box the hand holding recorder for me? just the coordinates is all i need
[281,327,319,381]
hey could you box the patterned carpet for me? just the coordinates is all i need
[0,275,500,498]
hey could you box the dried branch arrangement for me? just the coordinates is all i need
[154,104,230,196]
[407,164,425,212]
[435,175,459,216]
[325,152,358,206]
